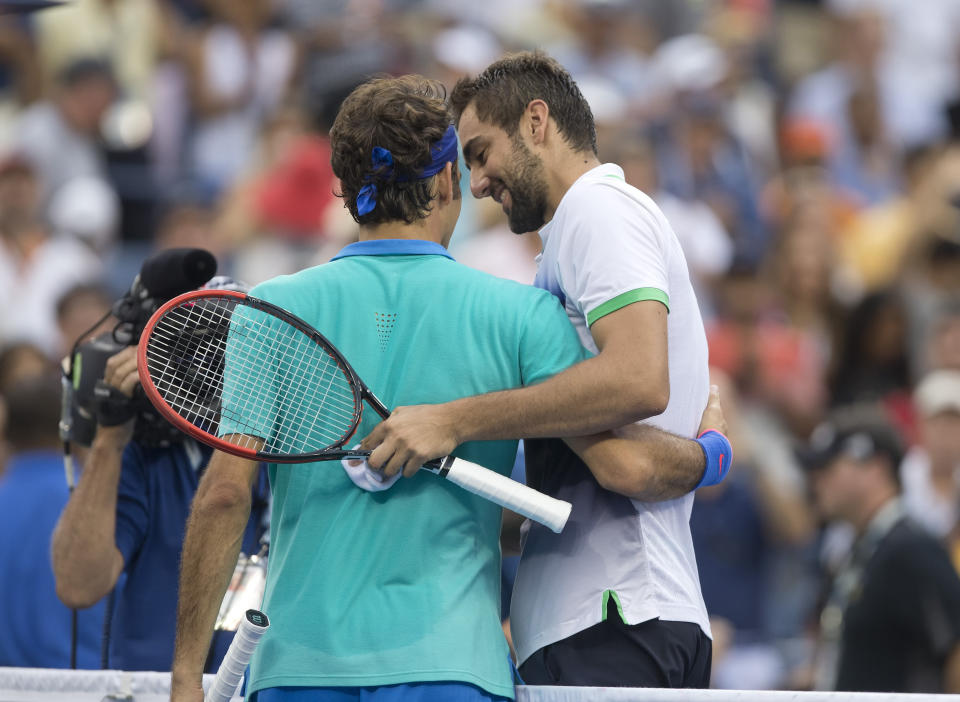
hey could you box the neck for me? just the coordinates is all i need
[359,217,447,247]
[930,457,958,493]
[57,97,88,135]
[543,149,602,223]
[852,488,898,535]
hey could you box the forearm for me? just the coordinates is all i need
[51,427,128,608]
[448,354,666,443]
[565,424,705,501]
[362,303,672,477]
[172,457,255,693]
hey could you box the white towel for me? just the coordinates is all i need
[341,449,401,492]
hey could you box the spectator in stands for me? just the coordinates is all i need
[31,0,160,101]
[216,106,343,284]
[925,299,960,373]
[51,282,269,672]
[0,213,102,356]
[760,119,860,254]
[654,89,769,270]
[0,18,42,111]
[0,151,39,231]
[13,57,116,203]
[838,144,941,296]
[830,289,911,410]
[548,0,655,109]
[806,406,960,692]
[0,373,104,667]
[708,263,829,441]
[829,78,899,206]
[54,282,112,361]
[901,370,960,540]
[181,0,296,195]
[0,341,54,472]
[0,340,53,394]
[47,175,120,255]
[787,5,886,160]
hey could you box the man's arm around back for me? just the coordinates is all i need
[364,302,670,476]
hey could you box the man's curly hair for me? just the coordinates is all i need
[450,50,597,156]
[331,75,454,225]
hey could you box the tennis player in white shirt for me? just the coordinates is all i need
[363,51,728,688]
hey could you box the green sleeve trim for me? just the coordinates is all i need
[601,589,626,623]
[587,287,669,326]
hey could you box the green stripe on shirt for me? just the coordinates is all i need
[587,287,670,326]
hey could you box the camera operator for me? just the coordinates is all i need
[51,259,270,673]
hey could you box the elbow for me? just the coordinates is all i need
[594,471,630,497]
[50,536,112,609]
[194,479,251,518]
[621,377,669,422]
[592,456,654,500]
[56,580,103,610]
[53,555,114,609]
[646,386,670,418]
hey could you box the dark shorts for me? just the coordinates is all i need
[518,603,712,688]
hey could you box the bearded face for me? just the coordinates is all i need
[500,132,551,234]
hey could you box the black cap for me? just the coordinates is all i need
[801,406,905,472]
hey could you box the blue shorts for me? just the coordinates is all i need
[249,682,512,702]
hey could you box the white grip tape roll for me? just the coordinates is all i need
[205,609,270,702]
[434,457,571,533]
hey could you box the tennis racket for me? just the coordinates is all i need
[136,289,571,533]
[205,609,269,702]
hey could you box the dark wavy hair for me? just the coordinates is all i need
[330,75,453,225]
[450,50,597,156]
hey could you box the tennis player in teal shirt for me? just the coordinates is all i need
[170,76,716,702]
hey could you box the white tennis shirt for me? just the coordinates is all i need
[510,163,712,665]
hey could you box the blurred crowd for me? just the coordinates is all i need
[0,0,959,692]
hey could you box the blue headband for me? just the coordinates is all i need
[356,124,459,217]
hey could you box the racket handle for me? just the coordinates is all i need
[205,609,270,702]
[430,457,571,533]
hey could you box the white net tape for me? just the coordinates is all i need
[0,669,953,702]
[515,687,955,701]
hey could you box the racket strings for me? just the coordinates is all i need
[144,296,360,456]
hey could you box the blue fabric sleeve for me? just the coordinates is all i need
[114,442,150,565]
[519,290,589,387]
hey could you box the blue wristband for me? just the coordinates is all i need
[695,430,732,488]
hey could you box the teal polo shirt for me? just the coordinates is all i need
[237,239,587,699]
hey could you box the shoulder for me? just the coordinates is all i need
[16,102,55,131]
[447,261,541,295]
[559,172,668,232]
[452,263,567,317]
[875,520,956,576]
[250,263,332,300]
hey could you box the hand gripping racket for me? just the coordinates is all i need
[136,289,571,533]
[205,609,269,702]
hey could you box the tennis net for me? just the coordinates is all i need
[0,668,952,702]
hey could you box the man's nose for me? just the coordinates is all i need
[470,169,489,199]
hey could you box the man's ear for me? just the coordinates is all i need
[526,99,550,145]
[437,161,454,205]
